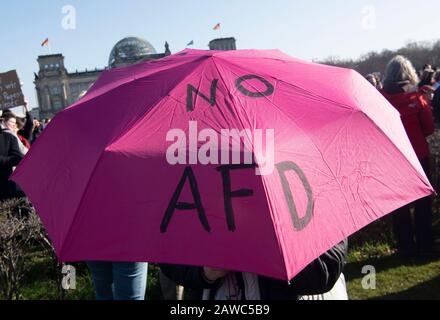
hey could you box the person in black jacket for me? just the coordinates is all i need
[0,120,24,201]
[160,239,347,300]
[433,73,440,127]
[17,101,34,147]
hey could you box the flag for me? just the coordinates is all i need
[186,40,194,46]
[213,23,221,31]
[41,38,49,47]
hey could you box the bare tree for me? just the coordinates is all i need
[0,199,37,299]
[0,198,64,300]
[320,39,440,76]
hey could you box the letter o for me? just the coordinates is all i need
[235,75,274,97]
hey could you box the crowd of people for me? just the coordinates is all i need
[367,56,440,258]
[1,54,439,300]
[1,102,42,201]
[0,103,52,200]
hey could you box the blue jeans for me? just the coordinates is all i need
[87,262,148,300]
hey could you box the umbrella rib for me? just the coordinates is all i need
[211,57,256,136]
[104,57,214,149]
[58,60,210,257]
[58,148,108,259]
[67,55,209,113]
[213,51,307,65]
[211,58,291,274]
[214,58,355,276]
[211,57,294,278]
[358,112,433,188]
[216,56,354,111]
[258,173,291,280]
[212,59,388,230]
[278,78,354,110]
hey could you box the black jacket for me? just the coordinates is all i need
[17,111,34,142]
[433,87,440,125]
[160,239,348,300]
[0,128,23,200]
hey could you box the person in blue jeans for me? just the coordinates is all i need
[87,262,148,300]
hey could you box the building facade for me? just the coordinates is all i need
[34,54,103,119]
[35,36,237,119]
[209,37,237,51]
[35,37,171,119]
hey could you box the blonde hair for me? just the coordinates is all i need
[383,55,419,88]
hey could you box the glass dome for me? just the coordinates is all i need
[108,37,157,68]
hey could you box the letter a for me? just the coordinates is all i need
[161,167,211,233]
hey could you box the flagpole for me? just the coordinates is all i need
[41,38,52,54]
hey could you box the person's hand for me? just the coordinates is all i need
[203,267,228,282]
[23,98,29,113]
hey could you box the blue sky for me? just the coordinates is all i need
[1,0,439,111]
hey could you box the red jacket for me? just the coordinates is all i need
[381,90,434,160]
[18,134,31,150]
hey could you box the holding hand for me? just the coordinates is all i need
[23,98,29,113]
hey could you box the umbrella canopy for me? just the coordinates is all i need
[12,49,433,281]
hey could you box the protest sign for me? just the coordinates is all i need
[0,70,25,110]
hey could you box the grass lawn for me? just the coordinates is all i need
[2,206,440,300]
[344,210,440,300]
[345,254,440,300]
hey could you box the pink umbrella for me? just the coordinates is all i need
[12,49,433,281]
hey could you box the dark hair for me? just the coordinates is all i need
[365,74,378,87]
[419,69,436,87]
[1,112,17,123]
[1,109,13,118]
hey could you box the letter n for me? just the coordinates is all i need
[186,79,218,112]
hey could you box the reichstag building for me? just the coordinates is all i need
[34,37,171,119]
